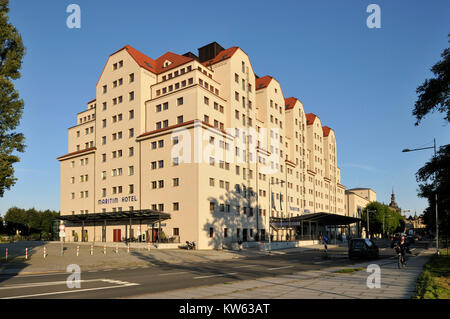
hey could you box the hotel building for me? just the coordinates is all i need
[58,42,347,249]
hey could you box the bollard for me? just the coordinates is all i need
[116,244,118,254]
[25,248,28,260]
[43,246,47,258]
[5,248,8,261]
[104,244,106,255]
[147,243,150,252]
[127,244,130,254]
[90,244,93,256]
[76,246,80,257]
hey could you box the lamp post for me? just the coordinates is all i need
[402,138,439,255]
[268,179,285,253]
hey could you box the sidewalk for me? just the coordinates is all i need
[129,249,435,299]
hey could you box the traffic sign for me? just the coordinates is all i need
[59,224,65,231]
[59,231,66,237]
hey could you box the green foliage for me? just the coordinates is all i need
[415,144,450,239]
[3,206,59,239]
[361,202,404,237]
[413,35,450,125]
[414,254,450,299]
[0,0,26,197]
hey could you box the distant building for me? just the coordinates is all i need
[345,188,377,236]
[388,188,402,214]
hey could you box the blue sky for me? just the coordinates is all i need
[1,0,449,217]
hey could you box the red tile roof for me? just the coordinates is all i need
[115,45,194,75]
[256,76,273,90]
[202,47,239,67]
[57,147,96,161]
[322,126,332,137]
[305,113,317,125]
[153,51,194,74]
[285,97,298,110]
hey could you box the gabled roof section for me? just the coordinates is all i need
[306,113,318,125]
[256,76,273,90]
[322,126,332,137]
[122,45,156,73]
[202,47,239,67]
[154,51,194,74]
[112,45,194,75]
[285,97,298,110]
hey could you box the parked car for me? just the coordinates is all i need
[348,238,379,259]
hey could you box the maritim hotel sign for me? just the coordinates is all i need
[98,195,138,205]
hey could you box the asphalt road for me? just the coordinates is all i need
[0,242,428,299]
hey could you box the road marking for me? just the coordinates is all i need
[194,273,237,279]
[158,272,189,276]
[267,265,294,271]
[1,282,140,299]
[233,264,257,268]
[103,269,112,272]
[0,279,104,290]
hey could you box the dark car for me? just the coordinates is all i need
[348,238,379,259]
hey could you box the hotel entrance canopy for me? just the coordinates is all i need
[58,209,171,224]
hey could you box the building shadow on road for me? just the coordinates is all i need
[0,241,47,284]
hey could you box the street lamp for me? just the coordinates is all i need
[268,179,285,253]
[366,209,376,239]
[402,138,439,255]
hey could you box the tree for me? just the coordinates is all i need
[361,202,403,238]
[412,34,450,243]
[413,35,449,125]
[0,0,26,197]
[416,144,450,239]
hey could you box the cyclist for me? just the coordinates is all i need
[394,234,411,268]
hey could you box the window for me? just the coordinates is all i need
[129,147,134,157]
[173,178,179,186]
[163,120,168,128]
[129,184,134,194]
[209,228,214,238]
[158,160,164,168]
[129,91,134,101]
[129,128,134,138]
[128,166,134,176]
[173,202,179,211]
[129,73,134,83]
[103,85,107,94]
[156,104,162,112]
[158,180,164,189]
[129,110,134,119]
[204,96,209,105]
[163,102,168,110]
[173,228,179,236]
[173,157,179,166]
[209,178,215,186]
[152,141,157,149]
[177,116,183,124]
[177,97,183,106]
[158,140,164,148]
[210,201,215,211]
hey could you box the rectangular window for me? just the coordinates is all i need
[173,202,179,211]
[173,178,179,186]
[129,73,134,83]
[177,97,183,106]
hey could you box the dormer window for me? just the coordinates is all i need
[163,60,172,68]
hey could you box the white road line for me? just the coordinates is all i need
[158,272,189,276]
[267,265,294,271]
[1,283,140,299]
[0,279,105,290]
[233,265,257,268]
[103,269,112,272]
[194,273,237,279]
